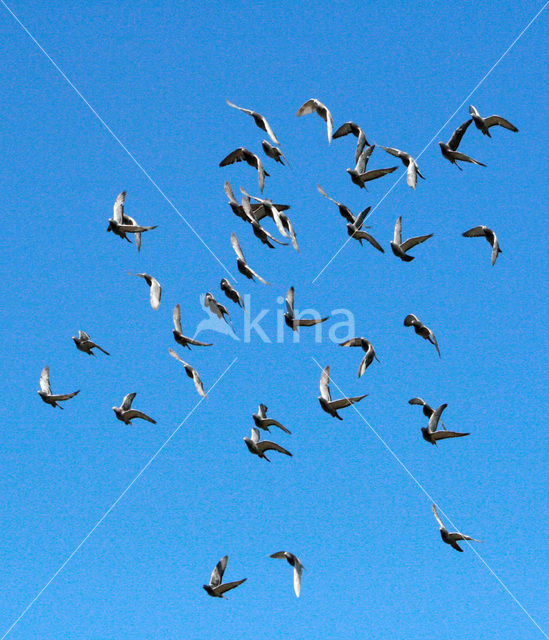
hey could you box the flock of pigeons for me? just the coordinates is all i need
[37,96,518,599]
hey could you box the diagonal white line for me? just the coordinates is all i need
[311,356,548,638]
[0,0,237,281]
[0,357,238,640]
[312,1,548,284]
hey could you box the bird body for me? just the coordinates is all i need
[262,139,289,165]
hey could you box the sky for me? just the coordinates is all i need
[0,1,548,638]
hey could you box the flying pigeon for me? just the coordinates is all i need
[390,216,433,262]
[339,338,379,377]
[284,286,328,331]
[253,404,291,434]
[346,144,397,189]
[239,190,288,249]
[219,147,269,192]
[72,330,109,356]
[220,278,245,309]
[230,233,270,284]
[404,314,440,357]
[270,551,304,597]
[409,397,447,429]
[169,349,207,398]
[203,556,246,598]
[107,191,157,250]
[112,393,156,424]
[204,292,231,325]
[243,427,292,461]
[420,403,469,445]
[172,303,212,349]
[462,226,502,265]
[346,206,384,253]
[242,188,298,251]
[262,140,289,165]
[296,98,333,142]
[379,145,425,189]
[37,366,80,409]
[317,184,364,224]
[469,105,518,137]
[439,120,486,169]
[226,100,280,144]
[318,365,367,420]
[432,504,482,552]
[129,272,162,310]
[333,121,369,163]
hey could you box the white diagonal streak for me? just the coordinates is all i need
[312,1,548,283]
[311,357,548,638]
[0,0,237,281]
[1,357,238,640]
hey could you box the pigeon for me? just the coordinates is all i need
[129,272,162,310]
[172,303,212,349]
[72,330,109,356]
[404,314,440,357]
[230,233,270,284]
[333,121,369,164]
[469,105,518,137]
[262,140,289,165]
[390,216,433,262]
[339,338,379,377]
[169,349,207,398]
[112,393,156,424]
[346,144,397,189]
[284,286,328,331]
[270,551,304,597]
[241,188,298,251]
[224,181,290,225]
[203,556,246,598]
[296,98,333,142]
[243,428,292,461]
[226,100,280,144]
[37,366,80,409]
[253,404,291,434]
[408,397,446,429]
[346,206,384,253]
[317,184,363,224]
[432,504,482,552]
[204,292,231,325]
[219,147,269,192]
[420,403,469,445]
[220,278,245,309]
[439,120,486,169]
[107,191,157,250]
[318,365,367,420]
[239,190,288,249]
[462,226,502,266]
[379,145,425,189]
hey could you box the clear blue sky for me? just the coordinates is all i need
[0,1,548,638]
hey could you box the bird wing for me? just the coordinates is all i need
[285,217,299,251]
[484,115,518,132]
[358,354,369,378]
[262,418,291,434]
[450,150,486,166]
[285,287,295,314]
[432,430,469,441]
[125,409,156,424]
[406,162,418,189]
[257,440,292,457]
[270,551,288,559]
[219,147,245,166]
[173,304,183,334]
[355,144,375,174]
[379,145,405,160]
[296,317,328,327]
[260,114,280,145]
[296,98,319,116]
[393,216,403,245]
[168,348,187,365]
[79,330,90,341]
[469,105,480,118]
[429,332,441,358]
[401,234,433,252]
[333,121,359,138]
[230,233,246,261]
[432,503,445,529]
[330,394,367,410]
[39,366,52,394]
[462,226,487,237]
[226,99,253,116]
[121,392,136,410]
[223,180,239,205]
[215,578,247,595]
[319,365,331,401]
[316,184,339,206]
[354,231,384,253]
[113,191,126,223]
[427,404,448,433]
[354,206,371,229]
[358,167,398,182]
[149,277,162,310]
[293,562,303,597]
[210,555,228,587]
[49,390,80,401]
[339,337,363,347]
[186,337,213,347]
[408,397,426,406]
[447,119,472,150]
[251,427,261,443]
[192,370,207,398]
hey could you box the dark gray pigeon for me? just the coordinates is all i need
[203,556,246,598]
[262,139,289,165]
[404,314,440,357]
[169,349,207,398]
[469,105,518,137]
[439,120,486,169]
[38,366,80,409]
[231,233,270,284]
[220,278,245,309]
[226,100,280,144]
[253,403,291,434]
[72,330,109,356]
[462,226,501,265]
[220,147,269,192]
[339,337,379,377]
[432,504,482,552]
